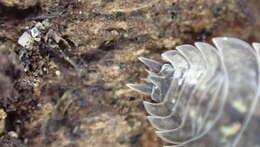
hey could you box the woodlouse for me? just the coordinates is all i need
[128,37,260,147]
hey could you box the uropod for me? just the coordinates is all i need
[127,37,260,147]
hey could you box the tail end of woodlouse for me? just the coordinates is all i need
[128,37,260,147]
[126,83,153,95]
[138,56,162,72]
[147,115,181,131]
[253,43,260,52]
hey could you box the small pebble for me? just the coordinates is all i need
[30,27,40,38]
[18,32,34,48]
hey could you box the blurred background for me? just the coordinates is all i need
[0,0,259,147]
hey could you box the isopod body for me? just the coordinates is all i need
[128,37,260,147]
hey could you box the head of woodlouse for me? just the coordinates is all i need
[128,37,260,147]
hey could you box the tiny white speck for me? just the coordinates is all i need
[55,70,61,76]
[171,99,175,104]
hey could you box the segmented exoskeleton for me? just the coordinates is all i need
[128,37,260,147]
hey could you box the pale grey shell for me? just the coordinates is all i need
[128,37,260,147]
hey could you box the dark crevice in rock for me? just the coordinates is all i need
[0,5,41,20]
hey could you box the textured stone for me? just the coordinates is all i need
[0,0,38,9]
[0,0,259,147]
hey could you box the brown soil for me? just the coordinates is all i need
[0,0,259,147]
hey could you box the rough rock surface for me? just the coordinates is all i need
[0,0,38,9]
[0,0,259,147]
